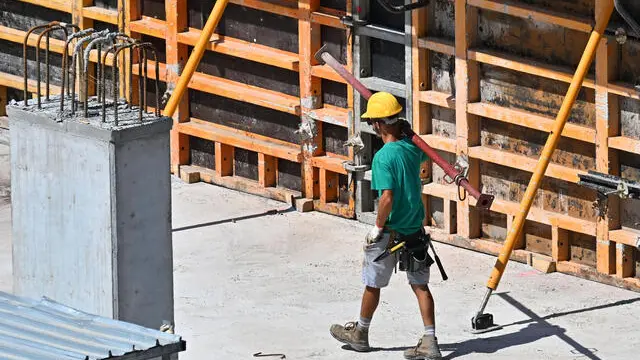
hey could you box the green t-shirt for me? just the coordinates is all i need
[371,137,428,235]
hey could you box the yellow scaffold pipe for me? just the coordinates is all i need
[163,0,230,118]
[473,0,615,328]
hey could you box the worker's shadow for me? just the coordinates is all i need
[439,323,565,359]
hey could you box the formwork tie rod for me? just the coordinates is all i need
[314,45,494,210]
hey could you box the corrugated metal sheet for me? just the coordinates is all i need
[0,291,185,360]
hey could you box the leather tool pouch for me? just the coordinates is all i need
[397,229,434,272]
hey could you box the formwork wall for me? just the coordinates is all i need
[412,0,640,291]
[1,0,639,291]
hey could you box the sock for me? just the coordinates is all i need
[424,325,435,337]
[357,317,371,331]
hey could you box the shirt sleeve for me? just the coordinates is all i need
[371,155,395,191]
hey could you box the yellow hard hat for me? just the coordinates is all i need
[361,92,403,119]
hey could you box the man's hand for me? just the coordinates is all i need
[365,225,384,245]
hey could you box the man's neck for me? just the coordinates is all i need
[381,133,400,144]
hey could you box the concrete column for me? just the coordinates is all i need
[8,98,174,331]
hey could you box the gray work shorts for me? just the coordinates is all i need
[362,232,430,288]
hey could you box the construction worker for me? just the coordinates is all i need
[329,92,442,359]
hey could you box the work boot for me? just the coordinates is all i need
[403,334,442,360]
[329,321,370,352]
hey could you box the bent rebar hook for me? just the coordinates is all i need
[70,30,110,114]
[132,42,161,119]
[83,32,119,117]
[35,23,80,108]
[375,0,429,14]
[23,22,56,106]
[61,28,96,112]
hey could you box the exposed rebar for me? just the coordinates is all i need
[71,30,110,114]
[112,41,139,125]
[132,42,160,119]
[36,24,71,108]
[61,28,95,112]
[23,23,56,106]
[83,32,118,117]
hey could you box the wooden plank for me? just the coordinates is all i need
[311,65,347,83]
[556,261,640,292]
[616,244,635,278]
[467,102,595,143]
[425,184,596,236]
[215,143,234,177]
[420,134,457,154]
[0,86,6,117]
[419,90,455,109]
[468,146,586,183]
[73,0,95,98]
[166,0,190,174]
[299,0,323,201]
[177,28,299,71]
[413,3,430,137]
[320,168,339,203]
[607,81,640,100]
[467,0,593,33]
[189,71,301,115]
[18,0,71,13]
[123,0,142,103]
[229,0,300,18]
[310,156,347,175]
[178,119,302,163]
[307,105,349,127]
[609,136,640,155]
[310,10,347,29]
[551,221,570,262]
[609,229,640,247]
[417,37,455,56]
[259,153,277,187]
[468,48,596,90]
[129,16,167,39]
[0,71,61,95]
[183,165,301,204]
[595,28,620,276]
[444,200,456,235]
[0,25,66,53]
[82,6,119,24]
[455,0,481,239]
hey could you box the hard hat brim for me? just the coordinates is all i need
[361,106,402,119]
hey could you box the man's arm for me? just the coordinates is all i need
[376,189,393,229]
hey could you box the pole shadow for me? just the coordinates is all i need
[172,206,295,232]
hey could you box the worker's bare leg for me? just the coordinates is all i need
[404,283,442,359]
[411,284,434,326]
[360,286,380,319]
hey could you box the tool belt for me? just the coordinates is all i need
[390,228,434,272]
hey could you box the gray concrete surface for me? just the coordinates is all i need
[7,105,174,330]
[0,142,638,359]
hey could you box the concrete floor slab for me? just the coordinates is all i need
[0,142,638,358]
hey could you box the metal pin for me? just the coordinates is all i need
[71,30,109,114]
[101,36,137,123]
[36,24,73,108]
[83,32,118,117]
[61,28,95,112]
[113,42,139,126]
[132,42,160,120]
[23,23,56,107]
